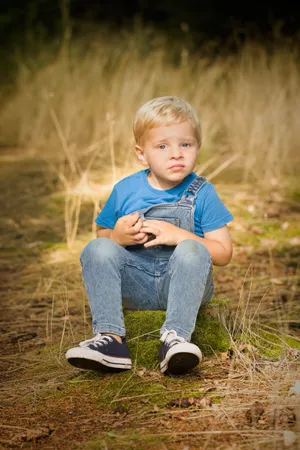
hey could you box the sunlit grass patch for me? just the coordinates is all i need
[247,326,300,358]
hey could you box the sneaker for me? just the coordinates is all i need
[159,330,202,375]
[65,333,132,371]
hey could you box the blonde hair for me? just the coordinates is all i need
[133,96,202,146]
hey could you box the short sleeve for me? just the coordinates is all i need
[95,188,117,229]
[200,184,234,232]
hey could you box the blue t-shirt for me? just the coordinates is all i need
[95,170,233,237]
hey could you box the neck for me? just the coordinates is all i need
[147,171,183,190]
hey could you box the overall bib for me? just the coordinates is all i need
[80,176,214,341]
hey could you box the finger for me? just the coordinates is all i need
[127,211,139,226]
[131,218,143,233]
[133,234,149,244]
[144,237,160,248]
[143,220,163,227]
[141,225,159,236]
[132,232,147,241]
[127,219,143,236]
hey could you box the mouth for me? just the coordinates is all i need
[169,164,185,170]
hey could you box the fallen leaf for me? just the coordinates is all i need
[14,426,52,442]
[137,367,146,377]
[168,396,212,408]
[245,401,265,424]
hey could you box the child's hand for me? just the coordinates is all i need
[110,212,148,247]
[140,220,184,247]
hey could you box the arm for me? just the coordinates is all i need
[96,226,112,238]
[140,221,233,266]
[176,226,233,266]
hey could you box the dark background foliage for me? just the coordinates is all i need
[0,1,299,84]
[1,0,300,45]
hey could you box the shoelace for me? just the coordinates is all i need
[160,330,186,347]
[79,333,113,348]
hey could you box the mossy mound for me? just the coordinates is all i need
[124,298,231,369]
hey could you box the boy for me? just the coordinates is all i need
[66,96,233,375]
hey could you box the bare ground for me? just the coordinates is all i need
[0,148,299,450]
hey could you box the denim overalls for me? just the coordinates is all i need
[80,176,214,341]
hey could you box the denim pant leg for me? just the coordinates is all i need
[80,238,159,337]
[158,239,214,341]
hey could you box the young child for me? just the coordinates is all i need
[66,96,233,375]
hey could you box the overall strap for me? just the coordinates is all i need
[178,176,207,206]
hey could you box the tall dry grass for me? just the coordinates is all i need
[1,30,299,185]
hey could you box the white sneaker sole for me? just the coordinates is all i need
[66,347,132,371]
[160,343,202,374]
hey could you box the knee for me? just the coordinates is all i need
[80,238,121,265]
[174,239,212,265]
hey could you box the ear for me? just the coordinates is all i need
[135,145,148,166]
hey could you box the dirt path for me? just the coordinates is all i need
[0,148,299,449]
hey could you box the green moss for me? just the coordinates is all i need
[94,371,168,408]
[129,340,161,370]
[208,297,230,308]
[193,310,230,354]
[124,301,230,369]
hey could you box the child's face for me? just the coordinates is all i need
[135,120,200,190]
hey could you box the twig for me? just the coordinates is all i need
[0,424,31,430]
[59,317,67,357]
[107,114,116,185]
[0,438,22,447]
[206,153,240,181]
[195,155,219,175]
[49,107,78,175]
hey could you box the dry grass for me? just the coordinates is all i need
[1,30,300,189]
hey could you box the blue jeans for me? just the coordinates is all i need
[80,238,214,341]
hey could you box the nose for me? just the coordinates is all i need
[170,145,183,159]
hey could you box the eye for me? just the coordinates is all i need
[181,142,191,148]
[157,144,167,150]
